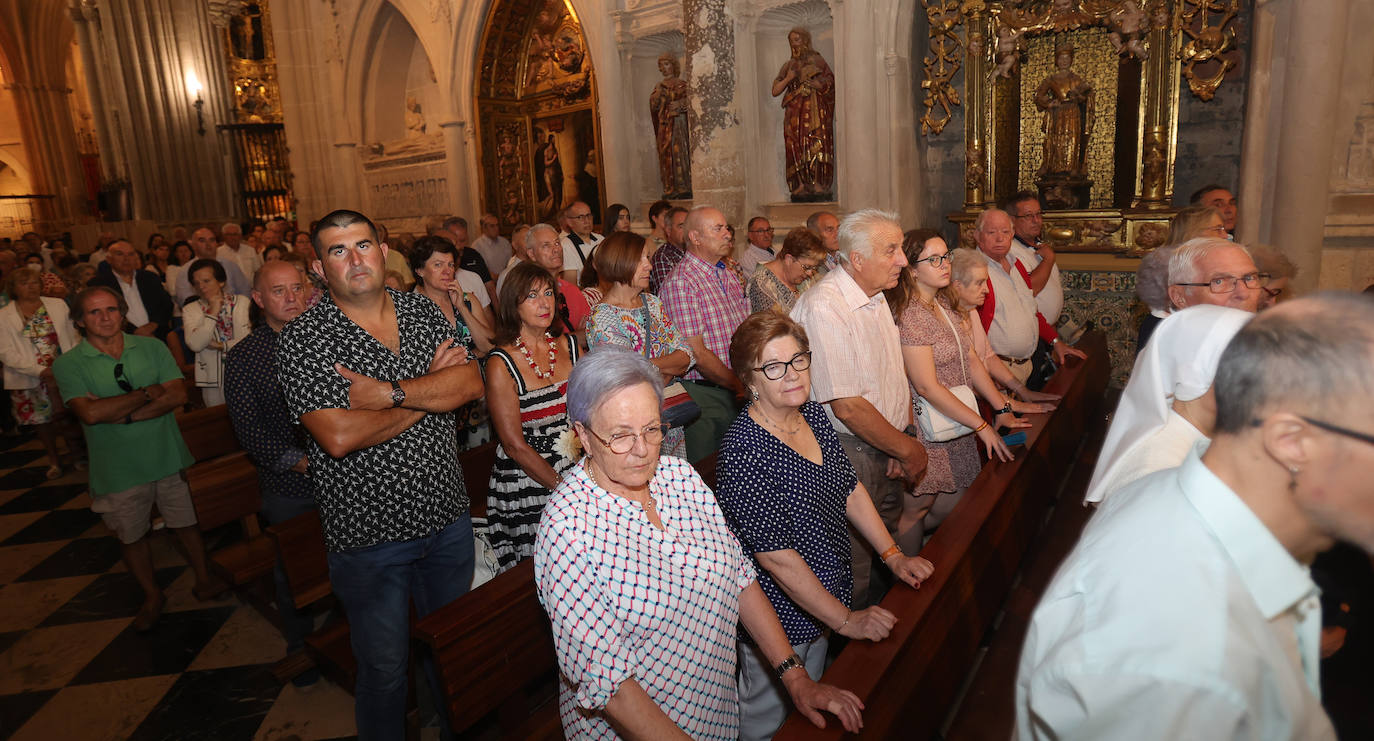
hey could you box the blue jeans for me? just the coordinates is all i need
[328,516,475,741]
[259,493,318,678]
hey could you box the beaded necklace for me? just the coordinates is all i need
[514,331,558,379]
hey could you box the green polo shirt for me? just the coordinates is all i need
[52,334,193,496]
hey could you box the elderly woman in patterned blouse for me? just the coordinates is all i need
[533,349,863,740]
[587,231,695,457]
[746,227,827,314]
[715,311,936,741]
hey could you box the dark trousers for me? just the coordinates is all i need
[259,493,318,682]
[681,381,739,463]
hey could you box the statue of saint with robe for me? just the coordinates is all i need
[771,27,836,201]
[1034,45,1094,178]
[649,53,692,199]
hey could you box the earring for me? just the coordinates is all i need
[1288,466,1301,493]
[750,388,759,401]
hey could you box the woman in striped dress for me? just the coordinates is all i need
[485,263,580,570]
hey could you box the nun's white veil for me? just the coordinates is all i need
[1083,305,1253,505]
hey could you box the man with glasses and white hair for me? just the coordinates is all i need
[1166,237,1262,313]
[1018,293,1374,740]
[791,208,929,608]
[559,201,603,285]
[974,208,1085,385]
[216,222,261,279]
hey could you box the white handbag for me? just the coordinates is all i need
[914,302,981,442]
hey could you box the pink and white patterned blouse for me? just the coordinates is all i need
[534,456,756,740]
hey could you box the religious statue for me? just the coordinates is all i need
[993,24,1025,79]
[405,97,427,137]
[534,132,564,221]
[771,27,836,202]
[1108,0,1149,60]
[649,53,692,199]
[1033,45,1094,208]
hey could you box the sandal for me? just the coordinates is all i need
[45,465,62,480]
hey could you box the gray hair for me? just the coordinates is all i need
[1135,245,1177,312]
[1248,243,1298,281]
[525,223,559,252]
[805,211,834,233]
[837,208,900,262]
[566,348,664,427]
[221,222,242,235]
[1213,292,1374,433]
[973,208,1012,233]
[1168,237,1252,285]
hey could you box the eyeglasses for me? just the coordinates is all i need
[569,213,592,220]
[1173,272,1265,294]
[583,422,669,454]
[113,362,132,393]
[1013,211,1043,220]
[914,253,950,268]
[1301,416,1374,447]
[1258,273,1283,298]
[798,262,821,275]
[749,228,775,234]
[754,351,812,380]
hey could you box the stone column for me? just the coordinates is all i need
[684,0,745,223]
[1261,0,1350,291]
[332,141,364,210]
[437,119,474,219]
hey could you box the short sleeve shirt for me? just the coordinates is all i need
[52,334,193,496]
[276,288,471,552]
[659,252,750,380]
[715,401,856,644]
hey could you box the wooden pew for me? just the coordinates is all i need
[775,331,1110,741]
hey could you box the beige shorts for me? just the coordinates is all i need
[90,473,198,544]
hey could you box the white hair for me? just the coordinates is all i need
[567,348,664,426]
[837,209,899,261]
[525,223,559,252]
[1168,237,1253,285]
[221,222,242,235]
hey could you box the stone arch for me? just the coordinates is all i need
[471,0,604,228]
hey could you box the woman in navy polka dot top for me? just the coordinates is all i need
[717,312,936,741]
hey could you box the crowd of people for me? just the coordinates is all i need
[3,184,1371,741]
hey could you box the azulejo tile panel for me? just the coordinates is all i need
[1059,270,1141,387]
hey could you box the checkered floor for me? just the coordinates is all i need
[0,433,358,741]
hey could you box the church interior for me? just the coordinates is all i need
[1,0,1373,739]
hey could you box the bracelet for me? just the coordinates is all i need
[974,420,989,433]
[774,653,805,679]
[879,543,902,562]
[836,609,850,633]
[998,400,1013,415]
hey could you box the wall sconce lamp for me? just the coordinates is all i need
[186,70,205,136]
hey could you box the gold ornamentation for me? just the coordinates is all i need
[966,143,987,191]
[1132,222,1168,253]
[920,0,965,135]
[1178,0,1239,101]
[223,1,282,124]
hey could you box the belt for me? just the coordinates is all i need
[997,354,1032,365]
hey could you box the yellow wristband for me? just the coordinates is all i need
[974,420,989,433]
[880,543,902,562]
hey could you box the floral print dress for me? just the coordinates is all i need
[11,305,61,425]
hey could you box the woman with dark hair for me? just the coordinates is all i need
[24,253,67,299]
[485,262,580,570]
[261,244,288,263]
[716,311,933,740]
[183,258,249,406]
[602,203,631,234]
[409,235,495,354]
[164,240,194,311]
[746,227,827,314]
[586,231,694,457]
[144,240,172,281]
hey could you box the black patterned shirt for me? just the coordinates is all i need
[276,288,473,552]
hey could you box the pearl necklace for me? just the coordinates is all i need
[587,462,657,513]
[514,331,558,379]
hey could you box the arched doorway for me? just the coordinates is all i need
[473,0,603,230]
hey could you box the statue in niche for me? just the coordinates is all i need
[405,97,427,137]
[771,27,836,202]
[649,53,692,199]
[1108,1,1149,60]
[534,132,564,221]
[1033,44,1094,208]
[993,24,1025,79]
[229,3,267,61]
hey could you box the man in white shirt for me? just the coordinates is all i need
[175,227,252,306]
[559,201,603,285]
[86,240,174,339]
[470,213,512,279]
[791,209,928,608]
[216,222,262,281]
[1017,293,1374,741]
[739,216,776,277]
[1003,192,1063,326]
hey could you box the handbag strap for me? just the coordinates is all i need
[637,293,655,360]
[935,301,970,386]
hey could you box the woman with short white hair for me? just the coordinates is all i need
[534,349,863,740]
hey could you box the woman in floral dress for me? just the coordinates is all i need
[0,267,82,478]
[586,232,695,458]
[485,263,580,571]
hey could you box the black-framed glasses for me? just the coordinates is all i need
[1173,272,1265,294]
[914,253,950,268]
[1258,273,1283,298]
[755,351,812,380]
[583,423,669,454]
[113,362,132,393]
[1301,416,1374,447]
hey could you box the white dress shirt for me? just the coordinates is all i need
[1017,447,1333,741]
[560,231,603,282]
[217,243,263,282]
[981,250,1041,360]
[471,234,513,278]
[790,267,910,435]
[115,272,150,329]
[1010,237,1063,325]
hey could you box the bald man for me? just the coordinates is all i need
[175,227,251,305]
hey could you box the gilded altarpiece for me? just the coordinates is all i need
[221,1,293,221]
[475,0,605,230]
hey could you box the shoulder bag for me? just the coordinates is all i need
[640,294,700,428]
[915,302,981,442]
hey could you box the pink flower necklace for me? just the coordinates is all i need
[514,331,558,379]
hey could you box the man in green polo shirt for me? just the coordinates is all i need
[53,286,226,631]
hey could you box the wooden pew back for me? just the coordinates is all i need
[177,405,240,461]
[776,332,1110,740]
